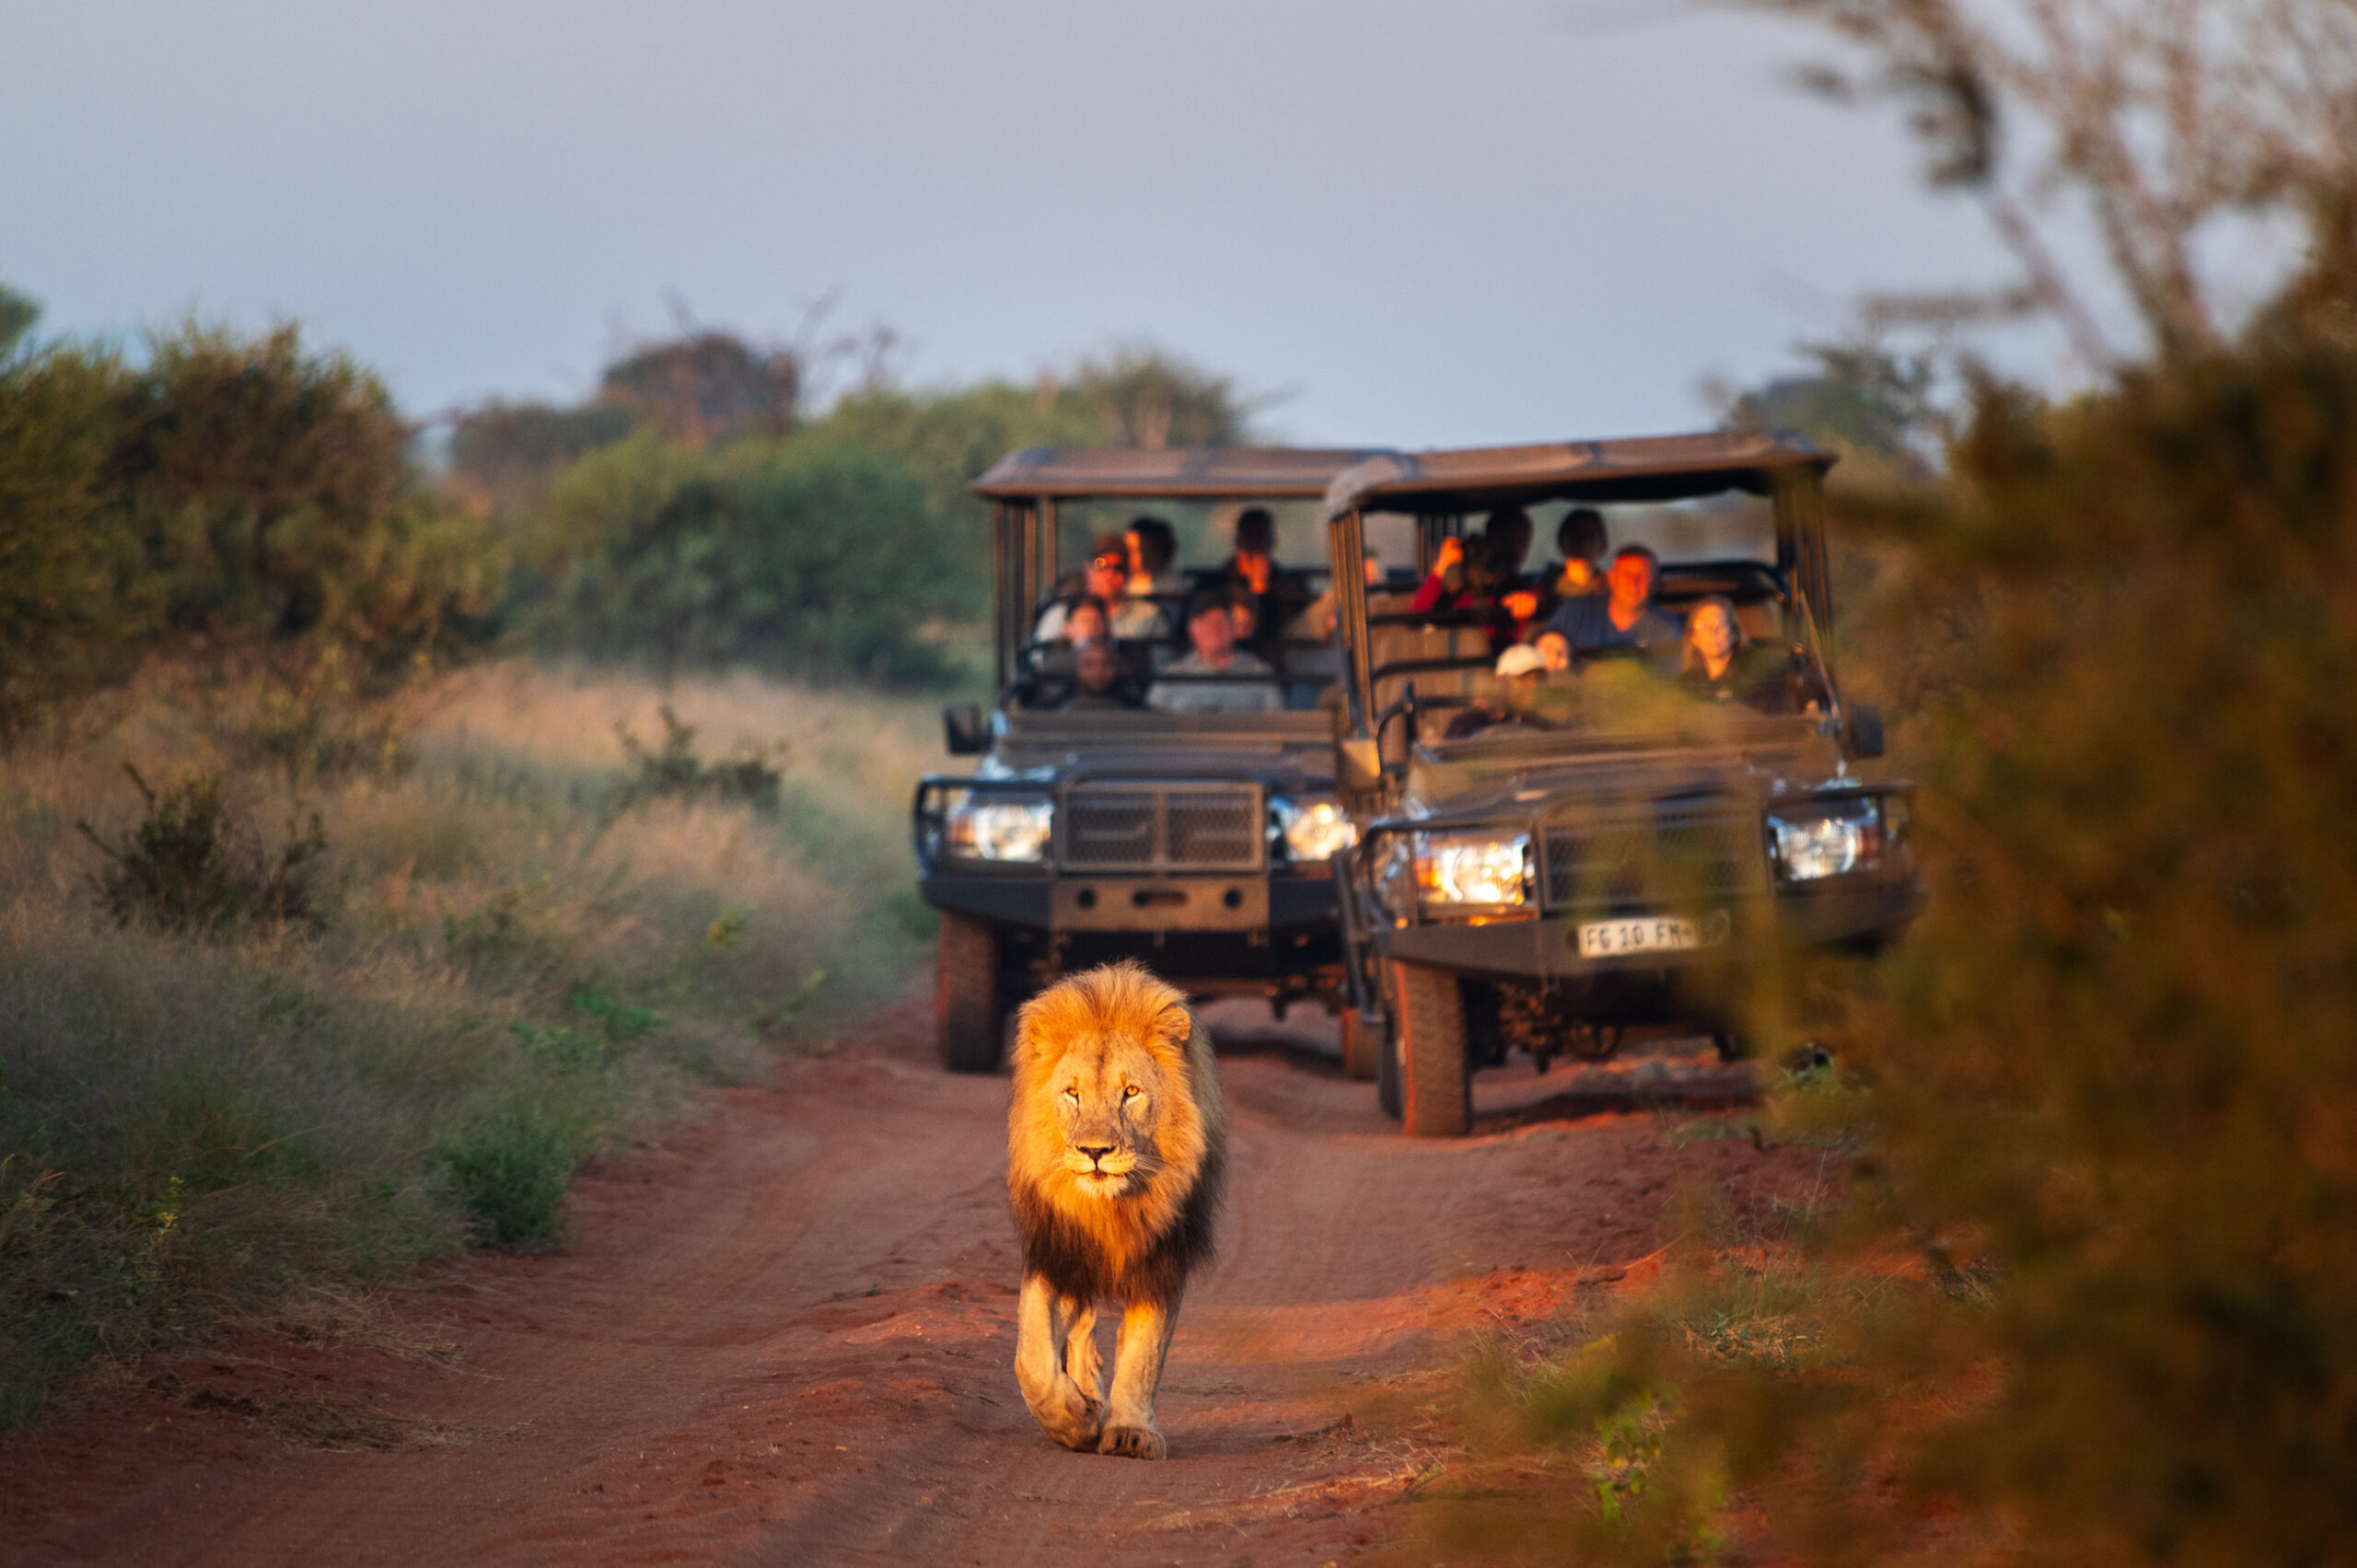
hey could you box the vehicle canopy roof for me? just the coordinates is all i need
[1320,430,1833,518]
[973,446,1387,501]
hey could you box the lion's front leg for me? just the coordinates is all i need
[1015,1273,1103,1451]
[1097,1291,1181,1459]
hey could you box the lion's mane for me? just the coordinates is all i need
[1005,962,1226,1307]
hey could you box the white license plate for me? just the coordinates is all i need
[1576,911,1731,958]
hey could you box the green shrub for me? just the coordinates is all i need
[78,766,327,935]
[436,1103,585,1249]
[1480,276,2357,1566]
[527,435,976,683]
[615,703,781,812]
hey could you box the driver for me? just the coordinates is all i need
[1147,589,1283,713]
[1543,543,1679,656]
[1443,644,1548,738]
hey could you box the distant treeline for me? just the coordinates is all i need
[0,287,1260,728]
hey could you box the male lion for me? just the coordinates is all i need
[1006,961,1225,1459]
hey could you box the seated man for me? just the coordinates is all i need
[1035,533,1167,643]
[1147,589,1283,714]
[1222,505,1306,646]
[1543,543,1679,656]
[1125,516,1187,598]
[1056,636,1139,711]
[1534,506,1608,621]
[1444,644,1548,738]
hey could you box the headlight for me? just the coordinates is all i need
[1414,831,1531,906]
[1272,796,1359,861]
[1767,797,1881,881]
[945,792,1054,863]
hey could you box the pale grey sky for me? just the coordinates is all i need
[2,0,2036,446]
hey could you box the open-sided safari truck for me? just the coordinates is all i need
[914,446,1386,1072]
[1320,433,1922,1134]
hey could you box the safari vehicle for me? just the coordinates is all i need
[913,446,1387,1072]
[1319,432,1921,1134]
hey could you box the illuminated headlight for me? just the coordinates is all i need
[1767,797,1881,881]
[945,793,1053,863]
[1272,796,1359,861]
[1414,831,1531,907]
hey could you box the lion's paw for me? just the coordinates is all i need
[1098,1423,1167,1460]
[1041,1392,1104,1452]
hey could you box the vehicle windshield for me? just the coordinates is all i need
[1016,496,1347,714]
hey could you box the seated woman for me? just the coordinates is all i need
[1678,597,1825,714]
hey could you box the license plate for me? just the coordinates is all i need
[1576,910,1731,957]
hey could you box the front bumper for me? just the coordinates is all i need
[920,869,1340,937]
[1367,875,1921,984]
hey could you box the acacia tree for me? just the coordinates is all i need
[1758,0,2357,366]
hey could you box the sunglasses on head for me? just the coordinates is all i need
[1091,553,1126,571]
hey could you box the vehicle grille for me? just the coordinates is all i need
[1062,783,1264,872]
[1540,797,1763,912]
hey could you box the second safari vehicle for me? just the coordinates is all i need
[1319,433,1922,1134]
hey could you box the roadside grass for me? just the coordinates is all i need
[0,662,940,1427]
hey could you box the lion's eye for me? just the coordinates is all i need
[1063,1086,1080,1101]
[1122,1086,1141,1100]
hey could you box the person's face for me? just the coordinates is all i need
[1535,633,1571,673]
[1086,552,1127,601]
[1075,641,1117,693]
[1363,554,1383,586]
[1190,607,1236,662]
[1228,598,1257,640]
[1124,531,1146,575]
[1608,553,1655,611]
[1066,602,1109,644]
[1691,602,1736,664]
[1496,518,1532,570]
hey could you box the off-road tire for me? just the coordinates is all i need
[935,911,1004,1073]
[1390,959,1470,1137]
[1376,1009,1403,1120]
[1340,1006,1378,1081]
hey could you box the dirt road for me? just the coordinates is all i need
[1,992,1817,1567]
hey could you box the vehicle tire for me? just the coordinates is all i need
[1376,1010,1403,1121]
[935,911,1004,1073]
[1340,1006,1379,1081]
[1389,959,1470,1138]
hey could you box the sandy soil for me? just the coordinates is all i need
[0,991,1825,1567]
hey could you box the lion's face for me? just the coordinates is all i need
[1008,963,1212,1244]
[1045,1035,1173,1198]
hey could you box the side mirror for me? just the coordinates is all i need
[1844,702,1885,761]
[1336,736,1382,795]
[943,703,987,756]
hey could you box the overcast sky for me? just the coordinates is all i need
[3,0,2042,447]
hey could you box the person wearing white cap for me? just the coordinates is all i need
[1445,643,1550,738]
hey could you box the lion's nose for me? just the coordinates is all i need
[1075,1144,1117,1165]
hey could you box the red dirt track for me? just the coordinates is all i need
[0,991,1819,1567]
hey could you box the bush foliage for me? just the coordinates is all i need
[1467,245,2357,1565]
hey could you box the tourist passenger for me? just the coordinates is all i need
[1058,637,1137,710]
[1533,628,1573,674]
[1678,597,1825,714]
[1222,506,1305,645]
[1444,644,1548,739]
[1147,588,1283,714]
[1543,543,1679,656]
[1036,533,1166,642]
[1125,516,1186,598]
[1535,507,1609,622]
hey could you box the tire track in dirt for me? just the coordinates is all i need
[0,992,1818,1567]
